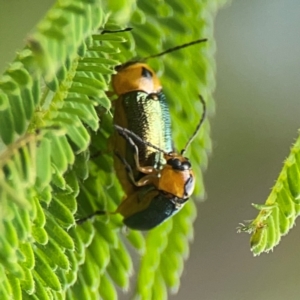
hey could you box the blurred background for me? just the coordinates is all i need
[1,0,300,299]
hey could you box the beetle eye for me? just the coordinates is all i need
[167,158,181,168]
[167,158,191,170]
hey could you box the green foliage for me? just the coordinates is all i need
[239,135,300,256]
[0,0,227,299]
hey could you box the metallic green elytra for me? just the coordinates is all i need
[114,90,173,174]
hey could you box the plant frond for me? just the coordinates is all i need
[238,134,300,255]
[0,0,226,298]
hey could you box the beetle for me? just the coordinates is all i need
[77,38,207,230]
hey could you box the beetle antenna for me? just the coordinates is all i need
[181,95,206,155]
[114,124,170,156]
[116,39,207,71]
[141,38,207,61]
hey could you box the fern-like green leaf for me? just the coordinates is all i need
[0,0,228,298]
[239,134,300,255]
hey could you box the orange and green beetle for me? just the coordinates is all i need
[78,39,206,230]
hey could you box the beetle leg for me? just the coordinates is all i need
[114,150,137,185]
[117,128,158,175]
[115,150,159,187]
